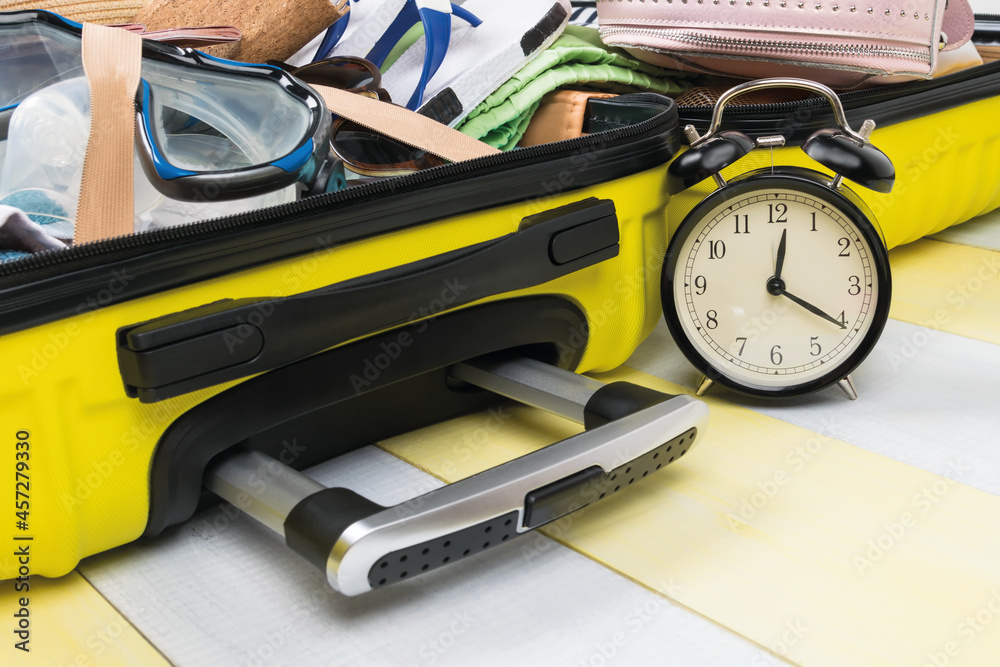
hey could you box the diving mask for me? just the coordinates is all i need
[0,10,332,202]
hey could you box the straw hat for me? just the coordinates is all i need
[0,1,145,25]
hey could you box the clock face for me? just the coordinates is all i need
[663,172,891,395]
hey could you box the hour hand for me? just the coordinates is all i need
[781,289,847,329]
[773,229,787,280]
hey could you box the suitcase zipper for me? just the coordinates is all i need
[671,13,1000,138]
[973,14,1000,42]
[676,59,1000,140]
[0,94,675,283]
[598,26,932,64]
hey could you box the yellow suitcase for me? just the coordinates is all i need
[4,20,1000,591]
[1,89,698,584]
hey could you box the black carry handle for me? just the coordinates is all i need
[117,198,619,403]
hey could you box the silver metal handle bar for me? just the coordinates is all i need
[205,354,708,596]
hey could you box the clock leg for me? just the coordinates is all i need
[696,376,714,397]
[837,375,858,401]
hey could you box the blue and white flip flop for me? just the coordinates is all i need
[382,0,571,125]
[290,0,570,126]
[289,0,482,110]
[288,0,410,67]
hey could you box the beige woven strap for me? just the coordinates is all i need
[75,22,142,245]
[70,33,494,244]
[312,85,501,163]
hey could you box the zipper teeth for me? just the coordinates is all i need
[676,58,1000,124]
[599,26,931,63]
[0,97,671,280]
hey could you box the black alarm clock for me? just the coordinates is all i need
[662,78,893,400]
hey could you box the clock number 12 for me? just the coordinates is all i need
[768,203,788,224]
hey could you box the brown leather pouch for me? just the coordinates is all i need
[519,90,617,148]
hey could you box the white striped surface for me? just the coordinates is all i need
[81,447,783,667]
[76,46,1000,662]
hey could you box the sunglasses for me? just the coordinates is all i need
[272,56,390,101]
[272,57,448,179]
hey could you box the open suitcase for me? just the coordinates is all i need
[0,23,710,590]
[3,8,1000,594]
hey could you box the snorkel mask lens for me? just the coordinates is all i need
[0,17,83,112]
[135,59,323,200]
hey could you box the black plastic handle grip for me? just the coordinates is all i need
[117,198,619,402]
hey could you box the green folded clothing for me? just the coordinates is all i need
[456,25,697,150]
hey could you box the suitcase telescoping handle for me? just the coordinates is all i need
[117,198,619,403]
[204,353,708,596]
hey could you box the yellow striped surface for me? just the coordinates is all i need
[21,224,1000,666]
[373,228,1000,667]
[0,570,168,665]
[379,368,1000,667]
[888,239,1000,345]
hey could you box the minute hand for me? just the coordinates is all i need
[780,289,847,329]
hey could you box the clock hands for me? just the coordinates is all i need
[774,228,786,280]
[778,288,847,329]
[766,229,846,330]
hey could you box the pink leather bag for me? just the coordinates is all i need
[596,0,975,88]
